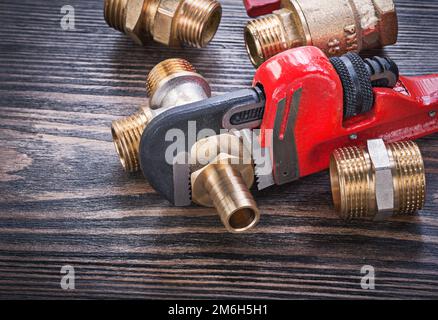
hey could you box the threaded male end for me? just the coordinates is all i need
[104,0,222,48]
[330,140,426,219]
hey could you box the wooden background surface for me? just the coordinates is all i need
[0,0,437,299]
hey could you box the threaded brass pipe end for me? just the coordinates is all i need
[330,146,375,218]
[245,14,290,67]
[146,58,196,97]
[330,140,426,219]
[177,0,222,48]
[104,0,128,32]
[103,0,222,48]
[388,141,426,214]
[111,107,154,173]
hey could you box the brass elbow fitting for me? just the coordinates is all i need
[245,0,398,67]
[104,0,222,48]
[190,134,260,233]
[330,139,426,220]
[111,58,211,172]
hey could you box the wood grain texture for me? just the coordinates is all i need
[0,0,438,299]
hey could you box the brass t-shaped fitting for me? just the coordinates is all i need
[111,58,211,172]
[245,0,398,66]
[104,0,222,48]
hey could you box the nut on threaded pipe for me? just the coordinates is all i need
[191,154,260,233]
[103,0,222,48]
[330,140,426,220]
[111,58,210,173]
[245,0,398,67]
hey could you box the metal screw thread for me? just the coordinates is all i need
[104,0,128,32]
[202,164,260,233]
[388,141,426,214]
[146,58,196,97]
[330,141,426,219]
[176,0,222,48]
[331,146,375,219]
[245,14,289,67]
[111,108,153,173]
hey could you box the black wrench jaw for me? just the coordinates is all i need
[139,87,265,205]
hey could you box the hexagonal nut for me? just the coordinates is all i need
[190,134,252,171]
[124,0,147,45]
[152,0,181,47]
[372,0,398,46]
[273,8,296,40]
[367,139,394,220]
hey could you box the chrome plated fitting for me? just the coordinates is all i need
[111,58,211,172]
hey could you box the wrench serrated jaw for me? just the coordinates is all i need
[237,129,275,191]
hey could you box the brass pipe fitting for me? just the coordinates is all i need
[190,134,260,233]
[111,58,211,172]
[330,139,426,220]
[245,0,398,67]
[104,0,222,48]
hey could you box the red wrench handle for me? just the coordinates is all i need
[253,47,438,182]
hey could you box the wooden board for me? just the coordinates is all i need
[0,0,437,299]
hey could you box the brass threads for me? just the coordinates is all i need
[191,154,260,233]
[104,0,127,32]
[245,0,398,67]
[103,0,222,48]
[146,58,196,98]
[245,14,290,67]
[388,141,426,214]
[111,58,210,173]
[177,0,222,48]
[111,107,154,172]
[330,140,426,219]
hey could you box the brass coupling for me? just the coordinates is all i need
[190,134,260,233]
[104,0,222,48]
[330,139,426,220]
[245,0,398,67]
[111,58,211,172]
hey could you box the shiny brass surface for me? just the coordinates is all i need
[104,0,222,48]
[330,140,426,219]
[111,58,211,172]
[191,135,260,233]
[245,0,398,67]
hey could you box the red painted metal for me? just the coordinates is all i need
[253,46,438,181]
[243,0,281,17]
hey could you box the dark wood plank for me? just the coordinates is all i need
[0,0,437,299]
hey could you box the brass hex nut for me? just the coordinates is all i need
[152,0,181,47]
[373,0,398,46]
[190,133,252,170]
[124,0,147,45]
